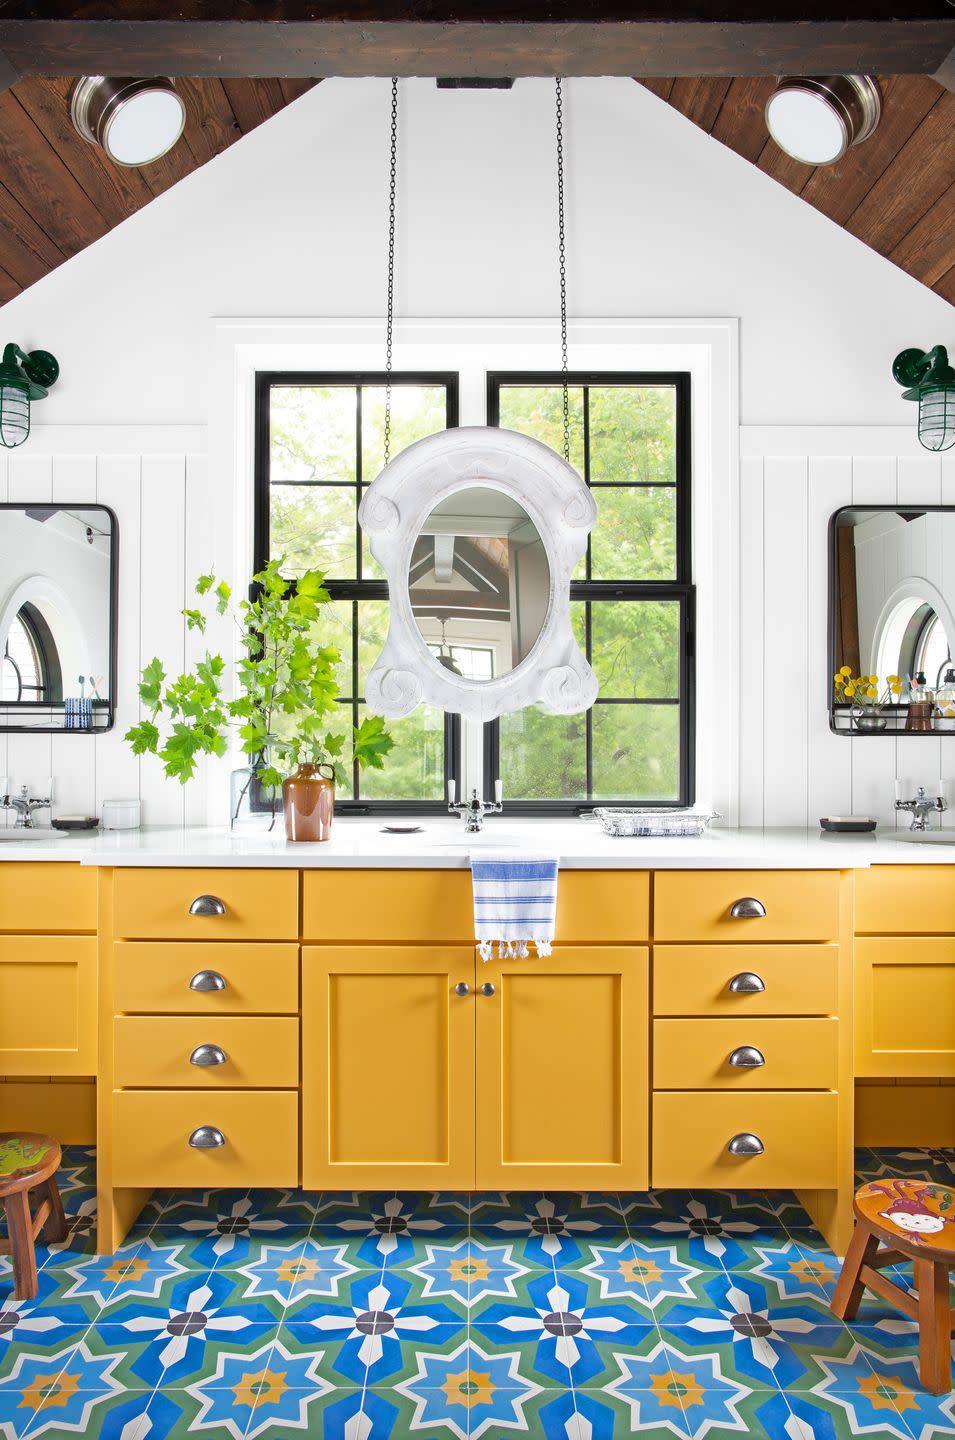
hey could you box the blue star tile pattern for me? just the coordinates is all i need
[4,1147,955,1439]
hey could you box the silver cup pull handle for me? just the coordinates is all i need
[727,1132,764,1156]
[454,982,471,997]
[730,897,767,919]
[728,1046,765,1068]
[728,972,765,994]
[190,1044,228,1067]
[189,970,227,993]
[188,1126,226,1149]
[189,894,226,917]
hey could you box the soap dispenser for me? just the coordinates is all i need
[936,668,955,731]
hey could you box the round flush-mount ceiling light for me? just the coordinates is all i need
[70,77,186,166]
[765,75,881,166]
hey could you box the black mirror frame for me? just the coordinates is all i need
[0,502,119,734]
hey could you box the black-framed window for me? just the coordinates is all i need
[254,372,460,810]
[485,372,694,810]
[0,604,61,704]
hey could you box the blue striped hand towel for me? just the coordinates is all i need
[470,852,559,960]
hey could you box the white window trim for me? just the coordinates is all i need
[210,317,740,824]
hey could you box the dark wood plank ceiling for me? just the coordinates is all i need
[639,75,955,305]
[0,76,315,303]
[0,72,951,305]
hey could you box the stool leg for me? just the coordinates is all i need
[915,1259,952,1395]
[5,1191,37,1303]
[831,1220,880,1322]
[39,1179,68,1246]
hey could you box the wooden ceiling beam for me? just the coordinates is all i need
[0,7,952,80]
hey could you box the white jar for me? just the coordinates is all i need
[101,798,141,830]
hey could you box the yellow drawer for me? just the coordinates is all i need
[112,1089,298,1187]
[113,868,298,941]
[113,1016,299,1088]
[856,866,955,935]
[114,942,299,1014]
[653,1017,839,1089]
[653,944,839,1016]
[0,935,96,1075]
[304,870,471,942]
[652,1091,839,1188]
[0,864,96,933]
[653,870,840,942]
[302,869,650,943]
[855,936,955,1077]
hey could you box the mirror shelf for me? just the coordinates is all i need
[359,426,598,723]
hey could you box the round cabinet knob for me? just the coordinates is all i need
[189,1044,228,1067]
[727,1132,764,1156]
[480,982,496,997]
[189,894,226,917]
[454,982,471,997]
[728,1046,766,1068]
[188,1126,226,1149]
[728,971,765,995]
[729,897,767,919]
[189,970,227,993]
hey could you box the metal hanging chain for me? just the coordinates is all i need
[383,76,399,468]
[555,76,570,463]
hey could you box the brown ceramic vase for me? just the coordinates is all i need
[282,762,335,842]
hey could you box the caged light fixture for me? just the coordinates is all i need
[893,347,955,454]
[0,345,59,449]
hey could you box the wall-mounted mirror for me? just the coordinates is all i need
[830,504,954,735]
[359,426,597,722]
[0,504,117,732]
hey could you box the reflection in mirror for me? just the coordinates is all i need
[831,506,955,730]
[0,505,116,732]
[409,486,551,683]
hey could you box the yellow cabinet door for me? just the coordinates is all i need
[0,936,96,1075]
[302,946,476,1190]
[855,937,955,1077]
[475,947,649,1190]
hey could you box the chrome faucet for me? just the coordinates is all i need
[449,781,503,834]
[896,785,946,831]
[1,784,51,829]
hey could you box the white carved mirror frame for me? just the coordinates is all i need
[358,426,599,722]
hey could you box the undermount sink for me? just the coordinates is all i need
[426,830,525,850]
[896,831,955,845]
[0,828,65,842]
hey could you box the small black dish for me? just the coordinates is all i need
[52,816,99,832]
[381,824,423,834]
[820,816,877,834]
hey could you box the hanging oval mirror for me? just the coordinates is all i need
[359,427,597,721]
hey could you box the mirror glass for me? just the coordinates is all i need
[409,486,551,683]
[831,506,955,728]
[0,505,116,731]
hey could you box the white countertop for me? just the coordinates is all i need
[1,818,954,867]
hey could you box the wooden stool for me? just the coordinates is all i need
[832,1178,955,1394]
[0,1133,68,1301]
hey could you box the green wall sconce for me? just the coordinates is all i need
[893,346,955,454]
[0,344,59,449]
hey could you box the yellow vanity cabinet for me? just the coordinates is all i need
[654,869,840,943]
[475,946,649,1190]
[0,863,97,1139]
[112,867,298,941]
[302,945,476,1190]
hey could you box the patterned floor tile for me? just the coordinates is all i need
[470,1196,618,1267]
[282,1269,465,1387]
[394,1337,552,1437]
[402,1237,533,1309]
[311,1194,468,1268]
[623,1198,764,1271]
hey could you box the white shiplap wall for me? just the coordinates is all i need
[739,427,955,829]
[4,422,955,830]
[0,430,209,827]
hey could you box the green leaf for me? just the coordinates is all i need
[124,720,159,755]
[182,608,206,633]
[354,713,394,770]
[138,657,166,712]
[195,574,215,595]
[215,580,231,614]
